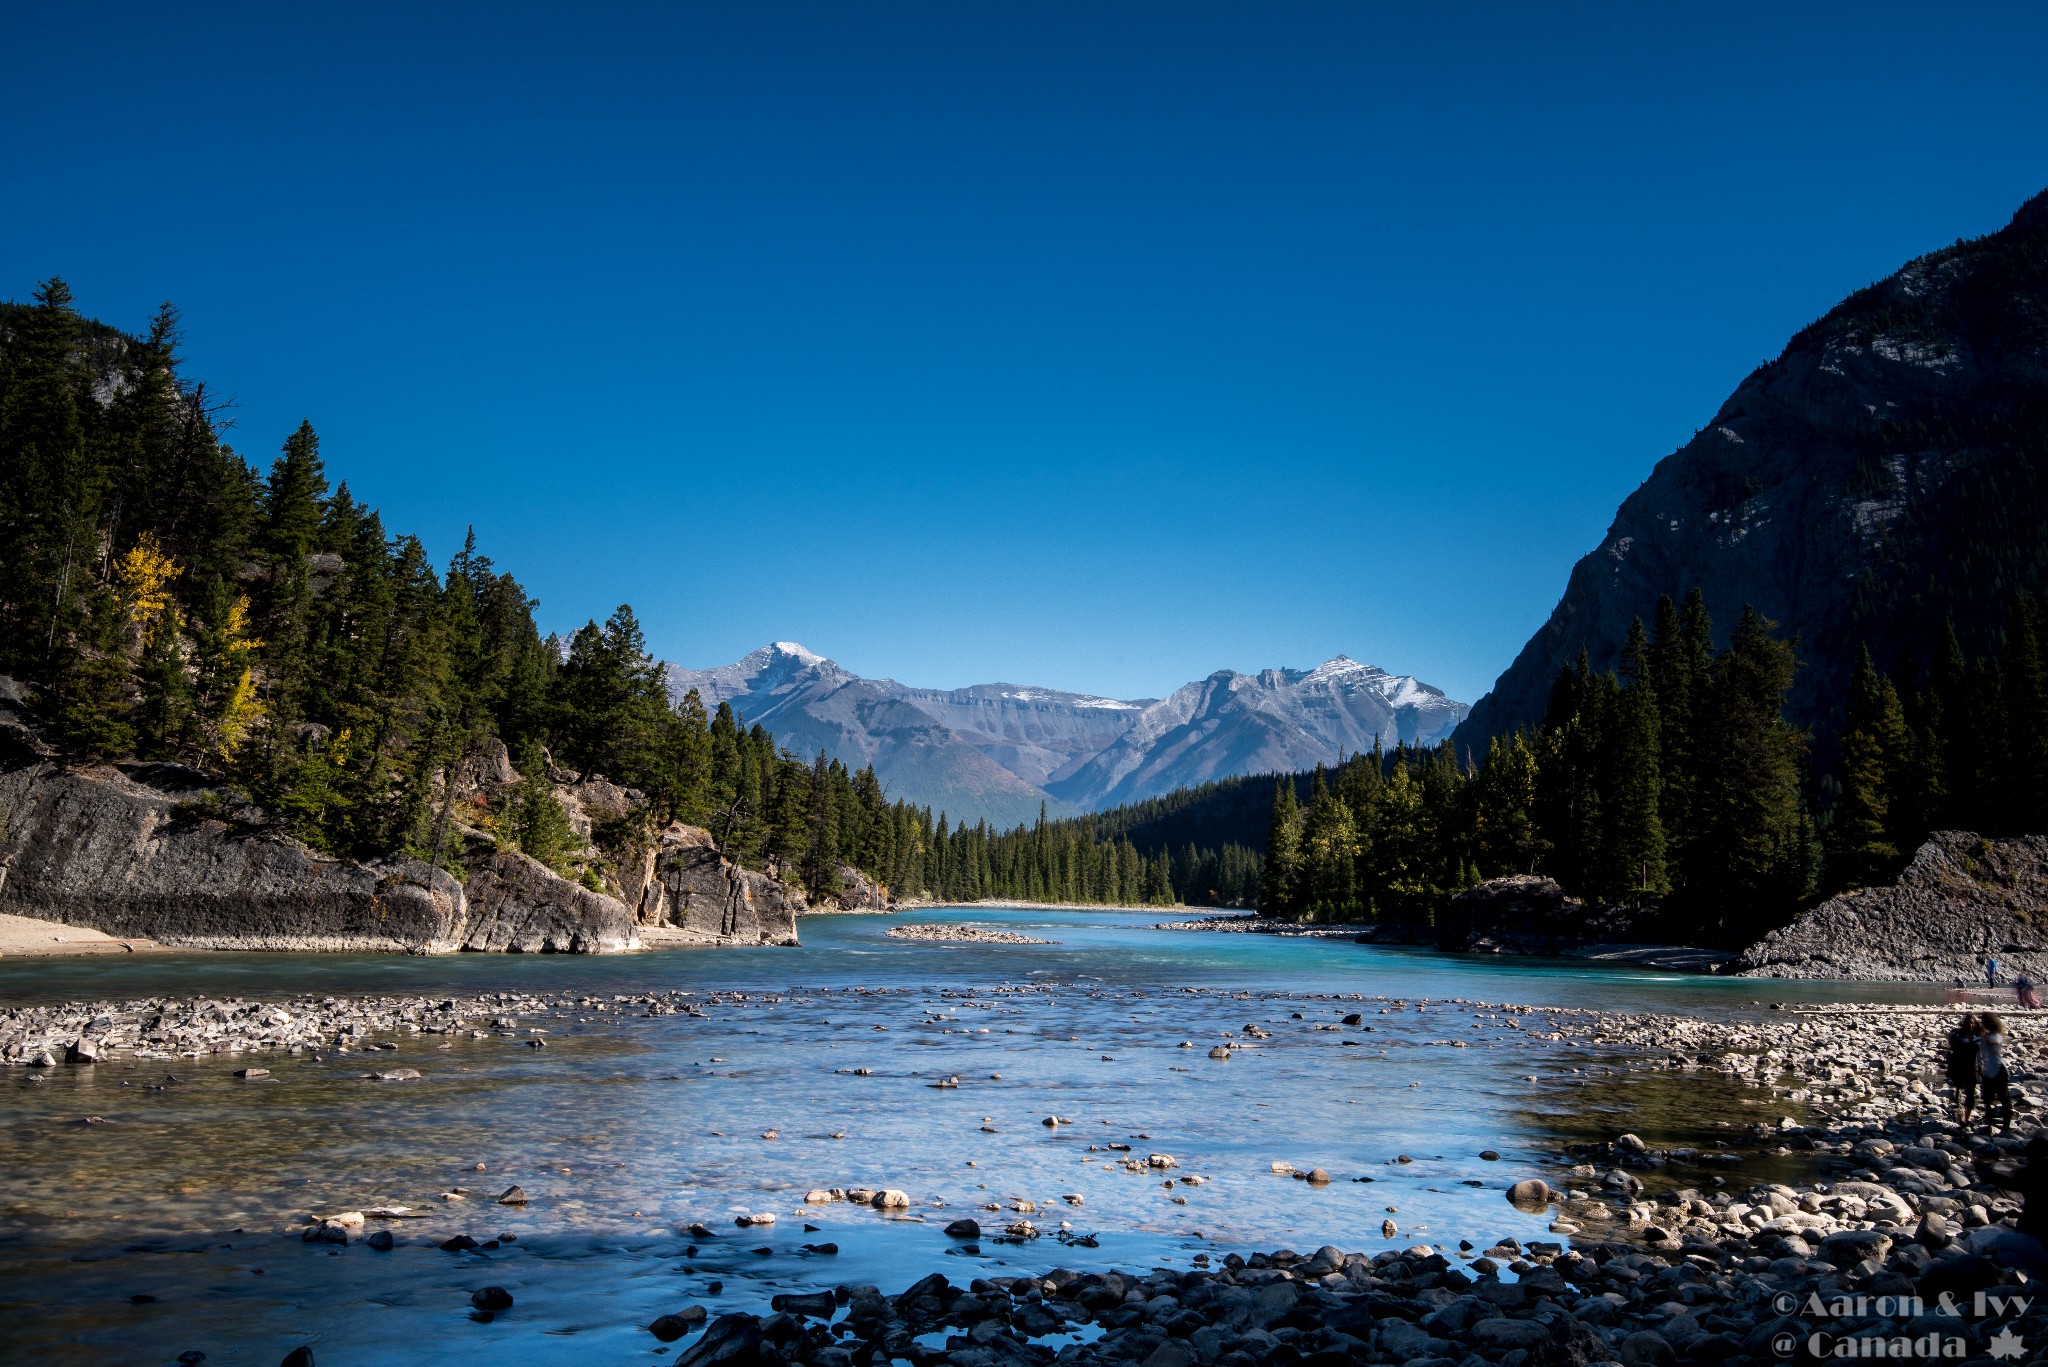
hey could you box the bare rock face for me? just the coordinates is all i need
[458,849,637,953]
[553,776,643,841]
[1729,832,2048,980]
[0,760,635,953]
[828,863,891,911]
[619,824,801,945]
[449,737,518,800]
[1457,190,2048,757]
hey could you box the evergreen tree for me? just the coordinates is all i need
[1260,777,1301,914]
[1691,606,1815,931]
[1831,646,1910,888]
[1601,618,1668,903]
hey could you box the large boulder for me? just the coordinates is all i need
[827,863,891,911]
[617,824,801,945]
[1729,831,2048,980]
[458,849,636,952]
[553,776,643,841]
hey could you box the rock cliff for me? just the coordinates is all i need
[0,759,637,953]
[1728,831,2048,980]
[1458,188,2048,755]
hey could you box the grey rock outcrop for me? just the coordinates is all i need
[1729,831,2048,980]
[0,759,635,953]
[828,863,890,911]
[458,849,636,952]
[617,824,801,945]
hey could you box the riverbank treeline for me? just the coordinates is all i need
[1249,590,2048,939]
[0,281,1245,909]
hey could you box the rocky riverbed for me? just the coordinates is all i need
[0,988,689,1067]
[887,924,1060,945]
[624,1002,2048,1367]
[12,980,2048,1365]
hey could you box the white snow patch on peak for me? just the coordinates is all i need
[768,641,825,665]
[1305,654,1372,676]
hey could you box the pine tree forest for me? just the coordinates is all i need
[1257,590,2048,941]
[6,282,2040,932]
[0,283,1246,910]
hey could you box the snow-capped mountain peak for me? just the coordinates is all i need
[662,644,1467,824]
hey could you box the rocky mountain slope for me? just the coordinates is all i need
[666,644,1077,829]
[1458,188,2048,752]
[666,645,1465,825]
[1046,658,1467,811]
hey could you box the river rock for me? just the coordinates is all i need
[944,1218,981,1238]
[1619,1329,1677,1367]
[674,1313,764,1365]
[649,1312,698,1343]
[470,1286,514,1312]
[770,1291,836,1318]
[1506,1178,1553,1207]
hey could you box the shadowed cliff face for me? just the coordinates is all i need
[1457,189,2048,754]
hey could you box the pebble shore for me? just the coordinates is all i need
[887,924,1061,945]
[10,989,2048,1365]
[649,1003,2048,1367]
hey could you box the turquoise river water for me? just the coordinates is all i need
[0,907,1939,1365]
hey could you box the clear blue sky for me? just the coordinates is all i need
[4,4,2043,704]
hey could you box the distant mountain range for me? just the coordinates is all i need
[665,643,1468,827]
[1455,186,2048,755]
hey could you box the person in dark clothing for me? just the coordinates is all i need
[1947,1013,1982,1126]
[2017,972,2040,1010]
[1980,1012,2014,1132]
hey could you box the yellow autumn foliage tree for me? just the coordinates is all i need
[115,532,183,642]
[214,594,265,760]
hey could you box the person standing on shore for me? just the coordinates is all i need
[1947,1013,1982,1125]
[1979,1012,2014,1132]
[2017,971,2040,1010]
[1988,955,2003,989]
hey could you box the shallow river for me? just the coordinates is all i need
[0,907,1938,1365]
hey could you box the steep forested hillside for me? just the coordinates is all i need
[1458,188,2048,756]
[0,283,1227,910]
